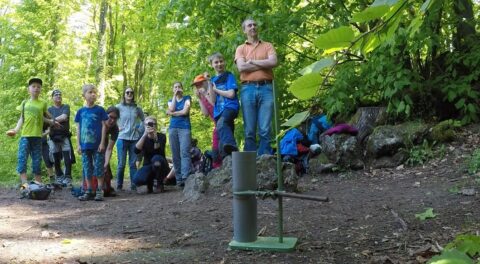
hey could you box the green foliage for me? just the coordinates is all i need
[406,140,436,167]
[281,111,309,128]
[427,249,473,264]
[467,149,480,175]
[428,235,480,263]
[415,207,437,221]
[445,235,480,257]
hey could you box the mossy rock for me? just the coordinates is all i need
[395,121,430,145]
[429,119,461,143]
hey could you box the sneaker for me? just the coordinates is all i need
[78,192,94,201]
[223,144,238,155]
[94,191,104,201]
[62,177,72,187]
[56,175,65,185]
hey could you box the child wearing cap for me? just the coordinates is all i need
[75,84,108,201]
[192,72,222,169]
[6,78,58,184]
[207,52,240,157]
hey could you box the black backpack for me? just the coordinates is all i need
[201,150,214,175]
[20,182,53,200]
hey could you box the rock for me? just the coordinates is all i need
[366,126,405,158]
[207,156,233,190]
[309,156,336,174]
[429,119,459,143]
[371,151,408,169]
[395,121,430,145]
[350,107,387,144]
[183,172,209,201]
[206,154,298,192]
[256,155,299,192]
[319,134,364,170]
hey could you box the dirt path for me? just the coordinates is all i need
[1,126,479,263]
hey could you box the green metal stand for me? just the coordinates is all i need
[229,81,298,252]
[229,236,298,252]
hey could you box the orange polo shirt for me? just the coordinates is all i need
[235,40,276,82]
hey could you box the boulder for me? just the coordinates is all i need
[207,156,233,190]
[429,119,458,143]
[205,154,299,192]
[350,107,387,144]
[396,121,430,145]
[256,155,299,192]
[319,134,364,170]
[183,172,209,201]
[366,126,405,158]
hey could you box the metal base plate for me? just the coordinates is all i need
[229,236,298,252]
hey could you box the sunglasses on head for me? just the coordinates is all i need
[125,91,134,95]
[146,121,156,127]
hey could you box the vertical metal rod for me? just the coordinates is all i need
[272,80,284,243]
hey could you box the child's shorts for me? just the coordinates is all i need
[81,150,105,179]
[17,137,42,175]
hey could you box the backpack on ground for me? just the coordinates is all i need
[20,182,53,200]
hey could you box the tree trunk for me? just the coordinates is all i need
[95,0,108,105]
[121,23,128,89]
[453,0,476,50]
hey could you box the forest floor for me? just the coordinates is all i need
[1,124,480,264]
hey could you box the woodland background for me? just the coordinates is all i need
[0,0,479,184]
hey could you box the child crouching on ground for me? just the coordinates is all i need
[75,84,108,201]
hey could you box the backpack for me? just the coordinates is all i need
[201,150,214,175]
[20,182,53,200]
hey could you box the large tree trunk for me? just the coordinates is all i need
[121,23,128,89]
[106,1,117,79]
[453,0,476,50]
[95,0,108,105]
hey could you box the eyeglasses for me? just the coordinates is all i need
[125,91,134,95]
[108,115,118,120]
[146,122,156,127]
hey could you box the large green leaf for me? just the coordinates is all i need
[281,110,310,128]
[299,58,335,75]
[446,235,480,257]
[351,5,390,23]
[288,73,323,100]
[313,26,355,53]
[427,249,473,264]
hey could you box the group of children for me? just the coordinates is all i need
[7,51,242,201]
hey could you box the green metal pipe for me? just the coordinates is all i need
[272,80,284,243]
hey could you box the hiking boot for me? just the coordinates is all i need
[94,191,104,201]
[223,144,238,155]
[78,192,94,201]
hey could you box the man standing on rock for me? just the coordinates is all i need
[235,18,278,156]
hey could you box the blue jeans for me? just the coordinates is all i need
[216,108,238,156]
[81,150,105,180]
[116,139,138,189]
[17,137,42,175]
[133,155,168,192]
[168,128,191,182]
[240,83,274,156]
